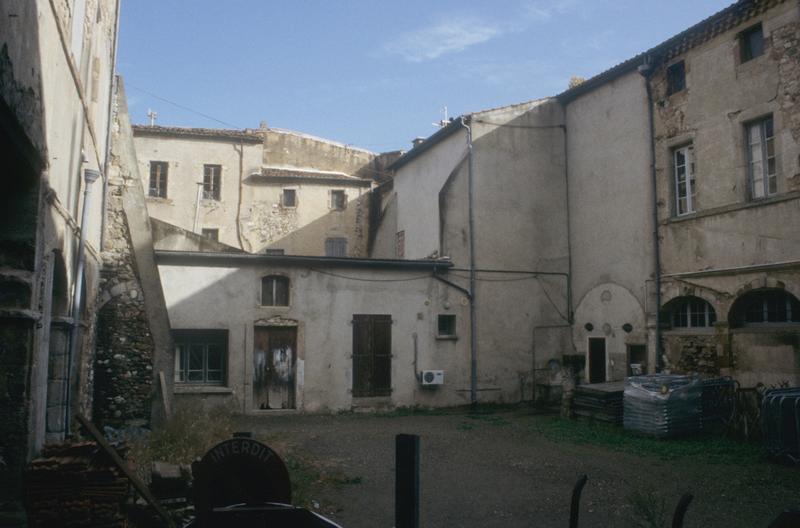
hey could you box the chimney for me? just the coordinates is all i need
[411,137,425,148]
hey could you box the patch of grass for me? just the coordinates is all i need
[283,453,362,510]
[627,489,669,528]
[128,404,235,482]
[467,413,510,426]
[529,416,764,464]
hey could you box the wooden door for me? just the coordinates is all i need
[352,315,392,397]
[588,337,606,384]
[253,327,296,409]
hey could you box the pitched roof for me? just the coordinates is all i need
[557,0,786,103]
[132,124,263,143]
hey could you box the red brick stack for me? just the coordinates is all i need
[25,441,130,527]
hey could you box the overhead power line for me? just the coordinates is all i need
[127,82,244,129]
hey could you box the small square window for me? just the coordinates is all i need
[437,314,456,338]
[330,190,346,210]
[740,24,764,63]
[667,61,685,95]
[201,228,219,241]
[282,189,297,208]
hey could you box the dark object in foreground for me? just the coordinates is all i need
[761,388,800,463]
[395,434,420,528]
[190,434,340,527]
[569,474,588,528]
[671,493,693,528]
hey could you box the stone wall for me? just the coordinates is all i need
[93,181,155,427]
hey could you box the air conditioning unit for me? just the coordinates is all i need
[421,370,444,386]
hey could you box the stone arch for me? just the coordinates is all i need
[660,281,722,317]
[728,288,800,328]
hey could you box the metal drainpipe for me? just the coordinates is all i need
[459,116,478,406]
[638,58,663,371]
[65,168,101,436]
[99,0,122,251]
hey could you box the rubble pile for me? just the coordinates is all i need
[25,441,129,527]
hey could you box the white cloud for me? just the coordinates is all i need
[522,0,584,21]
[384,18,502,62]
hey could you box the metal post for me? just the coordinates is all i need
[395,434,420,528]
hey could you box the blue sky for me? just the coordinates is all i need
[118,0,732,152]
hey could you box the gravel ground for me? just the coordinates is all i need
[235,408,799,528]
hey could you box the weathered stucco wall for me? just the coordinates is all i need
[158,261,474,412]
[654,3,800,387]
[241,176,370,256]
[134,129,376,256]
[393,129,467,259]
[264,128,377,179]
[565,71,653,381]
[0,0,118,511]
[134,132,263,249]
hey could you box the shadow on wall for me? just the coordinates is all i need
[242,191,372,257]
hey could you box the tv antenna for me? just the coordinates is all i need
[147,108,158,127]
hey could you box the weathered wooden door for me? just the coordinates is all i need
[253,327,296,409]
[352,314,392,397]
[588,337,606,384]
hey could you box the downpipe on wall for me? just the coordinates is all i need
[65,168,101,436]
[638,56,663,371]
[459,116,478,406]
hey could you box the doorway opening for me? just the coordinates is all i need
[588,337,606,384]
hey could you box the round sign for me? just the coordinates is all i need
[192,437,292,516]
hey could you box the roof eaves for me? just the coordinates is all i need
[388,118,466,172]
[154,249,454,271]
[556,0,782,104]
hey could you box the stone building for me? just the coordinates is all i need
[373,0,800,390]
[0,0,120,515]
[133,124,398,257]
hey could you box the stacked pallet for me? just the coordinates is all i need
[26,441,129,527]
[573,382,625,424]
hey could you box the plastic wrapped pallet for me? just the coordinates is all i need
[623,375,703,438]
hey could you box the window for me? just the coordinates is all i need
[325,237,347,257]
[667,297,716,328]
[149,161,168,198]
[330,190,346,210]
[730,290,800,327]
[396,231,405,259]
[437,314,456,338]
[201,228,219,241]
[203,164,222,200]
[740,24,764,63]
[173,330,227,384]
[666,61,685,95]
[261,275,290,306]
[746,116,776,199]
[282,189,297,208]
[673,144,695,215]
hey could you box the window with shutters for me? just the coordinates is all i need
[325,237,347,257]
[352,314,392,397]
